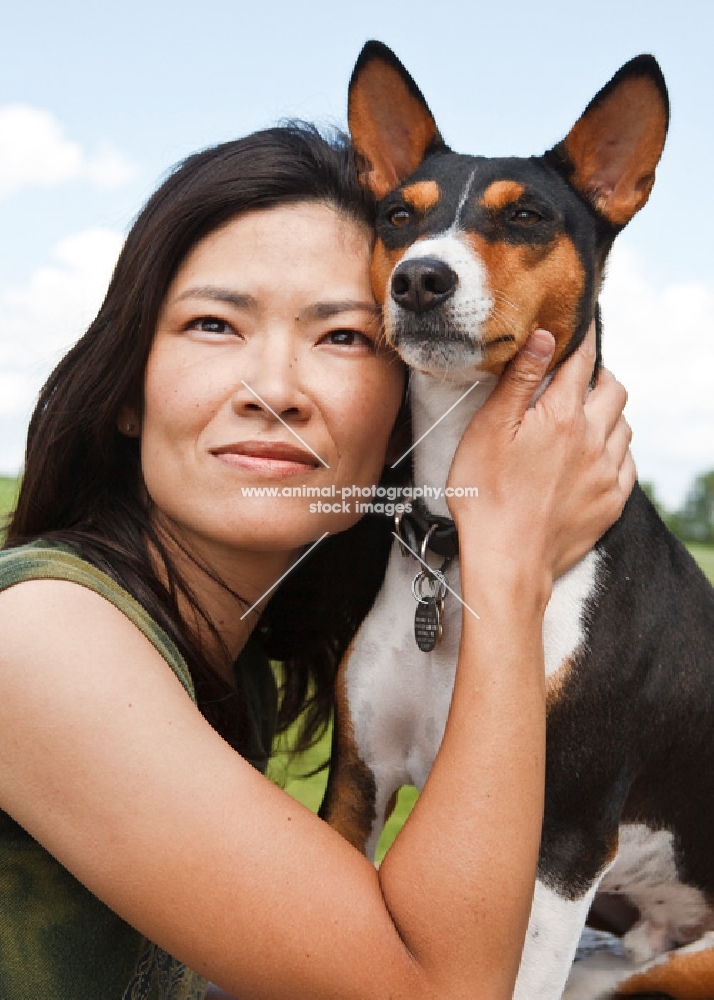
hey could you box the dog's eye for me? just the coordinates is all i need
[510,208,542,225]
[387,207,412,227]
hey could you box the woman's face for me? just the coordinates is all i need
[137,202,404,559]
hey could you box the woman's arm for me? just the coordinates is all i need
[0,327,632,1000]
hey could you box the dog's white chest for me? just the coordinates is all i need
[346,544,601,792]
[345,542,462,789]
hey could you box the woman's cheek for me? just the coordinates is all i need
[144,345,219,453]
[140,381,204,501]
[343,380,402,481]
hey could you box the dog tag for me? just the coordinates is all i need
[414,597,442,652]
[412,569,447,653]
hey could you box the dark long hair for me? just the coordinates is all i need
[5,124,409,760]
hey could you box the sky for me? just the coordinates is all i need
[1,0,712,508]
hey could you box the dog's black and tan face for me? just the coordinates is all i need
[348,41,669,376]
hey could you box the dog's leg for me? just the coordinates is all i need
[514,874,611,1000]
[320,702,412,861]
[319,644,379,854]
[319,696,405,861]
[512,782,625,1000]
[320,550,423,859]
[321,652,418,859]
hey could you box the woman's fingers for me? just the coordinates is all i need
[602,416,636,524]
[585,366,629,441]
[483,329,555,426]
[607,414,634,470]
[619,449,637,498]
[546,319,597,403]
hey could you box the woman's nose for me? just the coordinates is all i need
[230,337,312,424]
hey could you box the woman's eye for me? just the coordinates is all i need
[191,317,234,335]
[387,207,412,227]
[322,329,373,349]
[510,208,542,225]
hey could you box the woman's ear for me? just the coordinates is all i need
[117,404,141,438]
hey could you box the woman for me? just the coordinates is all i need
[0,124,633,999]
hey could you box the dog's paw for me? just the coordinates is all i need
[563,951,635,1000]
[623,919,671,964]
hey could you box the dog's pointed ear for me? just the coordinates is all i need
[547,55,669,228]
[348,41,446,199]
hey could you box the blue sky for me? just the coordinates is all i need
[1,0,713,506]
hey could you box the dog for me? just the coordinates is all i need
[319,41,714,1000]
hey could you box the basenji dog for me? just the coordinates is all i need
[319,42,714,1000]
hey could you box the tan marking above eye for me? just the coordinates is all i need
[401,180,441,214]
[480,180,526,211]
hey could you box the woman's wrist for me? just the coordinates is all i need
[456,524,553,620]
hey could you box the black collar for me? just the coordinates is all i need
[395,496,459,559]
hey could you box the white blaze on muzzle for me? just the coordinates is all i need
[385,232,494,373]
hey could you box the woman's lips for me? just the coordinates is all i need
[211,440,322,476]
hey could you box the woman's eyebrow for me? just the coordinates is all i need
[173,286,257,309]
[300,300,381,321]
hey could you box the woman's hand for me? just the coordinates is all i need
[446,322,635,597]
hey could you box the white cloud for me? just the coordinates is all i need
[0,104,136,200]
[82,144,138,188]
[0,228,123,471]
[600,243,714,509]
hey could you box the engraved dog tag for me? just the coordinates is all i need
[414,598,442,652]
[412,569,447,653]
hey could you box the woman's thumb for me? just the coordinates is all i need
[490,329,555,421]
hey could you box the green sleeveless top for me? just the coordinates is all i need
[0,541,277,1000]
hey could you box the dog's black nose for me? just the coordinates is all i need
[391,257,458,314]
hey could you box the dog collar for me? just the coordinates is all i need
[395,496,459,559]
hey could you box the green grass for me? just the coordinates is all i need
[0,477,19,538]
[0,476,18,517]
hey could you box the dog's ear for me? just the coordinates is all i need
[548,55,669,228]
[348,41,446,199]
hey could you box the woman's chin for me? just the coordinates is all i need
[209,510,362,554]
